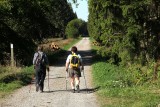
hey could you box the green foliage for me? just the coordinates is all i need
[93,62,131,87]
[0,66,34,98]
[92,61,160,106]
[0,66,33,84]
[89,0,160,106]
[0,0,76,66]
[88,0,160,66]
[99,87,160,107]
[91,34,160,106]
[0,81,23,92]
[65,19,87,38]
[62,37,82,50]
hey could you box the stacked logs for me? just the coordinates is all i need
[92,41,101,46]
[49,42,60,51]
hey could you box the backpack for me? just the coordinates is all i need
[35,52,46,67]
[70,53,80,69]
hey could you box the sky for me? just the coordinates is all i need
[68,0,89,22]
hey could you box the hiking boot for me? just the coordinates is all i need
[40,90,43,93]
[76,85,80,93]
[36,84,39,92]
[71,89,75,93]
[40,85,43,92]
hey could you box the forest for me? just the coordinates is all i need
[88,0,160,67]
[88,0,160,106]
[0,0,77,65]
[2,0,160,68]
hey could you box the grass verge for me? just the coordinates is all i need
[92,62,160,107]
[0,66,34,98]
[90,38,160,107]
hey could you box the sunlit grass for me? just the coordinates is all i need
[0,66,34,99]
[62,37,82,50]
[92,62,160,107]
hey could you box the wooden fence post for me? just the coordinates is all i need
[10,43,14,66]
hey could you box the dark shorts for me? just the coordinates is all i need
[68,68,81,77]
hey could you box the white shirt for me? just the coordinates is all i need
[66,54,82,68]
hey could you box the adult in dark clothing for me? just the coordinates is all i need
[33,46,49,92]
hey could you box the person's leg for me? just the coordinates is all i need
[75,77,80,92]
[35,68,41,92]
[75,77,80,86]
[69,68,75,93]
[35,69,39,85]
[74,68,81,92]
[70,77,75,90]
[39,68,46,92]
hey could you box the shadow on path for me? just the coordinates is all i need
[42,86,100,94]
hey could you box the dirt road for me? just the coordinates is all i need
[0,37,99,107]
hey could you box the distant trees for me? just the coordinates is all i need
[88,0,160,66]
[0,0,77,65]
[65,19,88,38]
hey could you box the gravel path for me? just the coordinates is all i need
[0,37,99,107]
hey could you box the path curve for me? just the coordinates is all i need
[0,37,99,107]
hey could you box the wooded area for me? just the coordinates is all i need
[0,0,77,65]
[1,0,160,68]
[88,0,160,66]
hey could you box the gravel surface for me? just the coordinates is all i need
[0,37,99,107]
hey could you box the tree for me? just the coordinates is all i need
[0,0,76,65]
[88,0,160,65]
[65,19,87,38]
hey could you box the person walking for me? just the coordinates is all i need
[65,46,84,93]
[33,46,49,93]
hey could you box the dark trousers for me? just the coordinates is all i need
[35,66,46,91]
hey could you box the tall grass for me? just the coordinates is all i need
[0,66,34,98]
[92,58,160,107]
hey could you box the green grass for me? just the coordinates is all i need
[62,37,82,50]
[92,62,160,107]
[0,66,34,98]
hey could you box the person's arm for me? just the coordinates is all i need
[65,62,69,72]
[33,53,37,65]
[33,52,38,69]
[65,55,70,72]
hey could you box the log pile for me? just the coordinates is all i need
[92,41,101,46]
[49,42,60,51]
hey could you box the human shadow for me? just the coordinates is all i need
[42,86,100,94]
[79,86,100,94]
